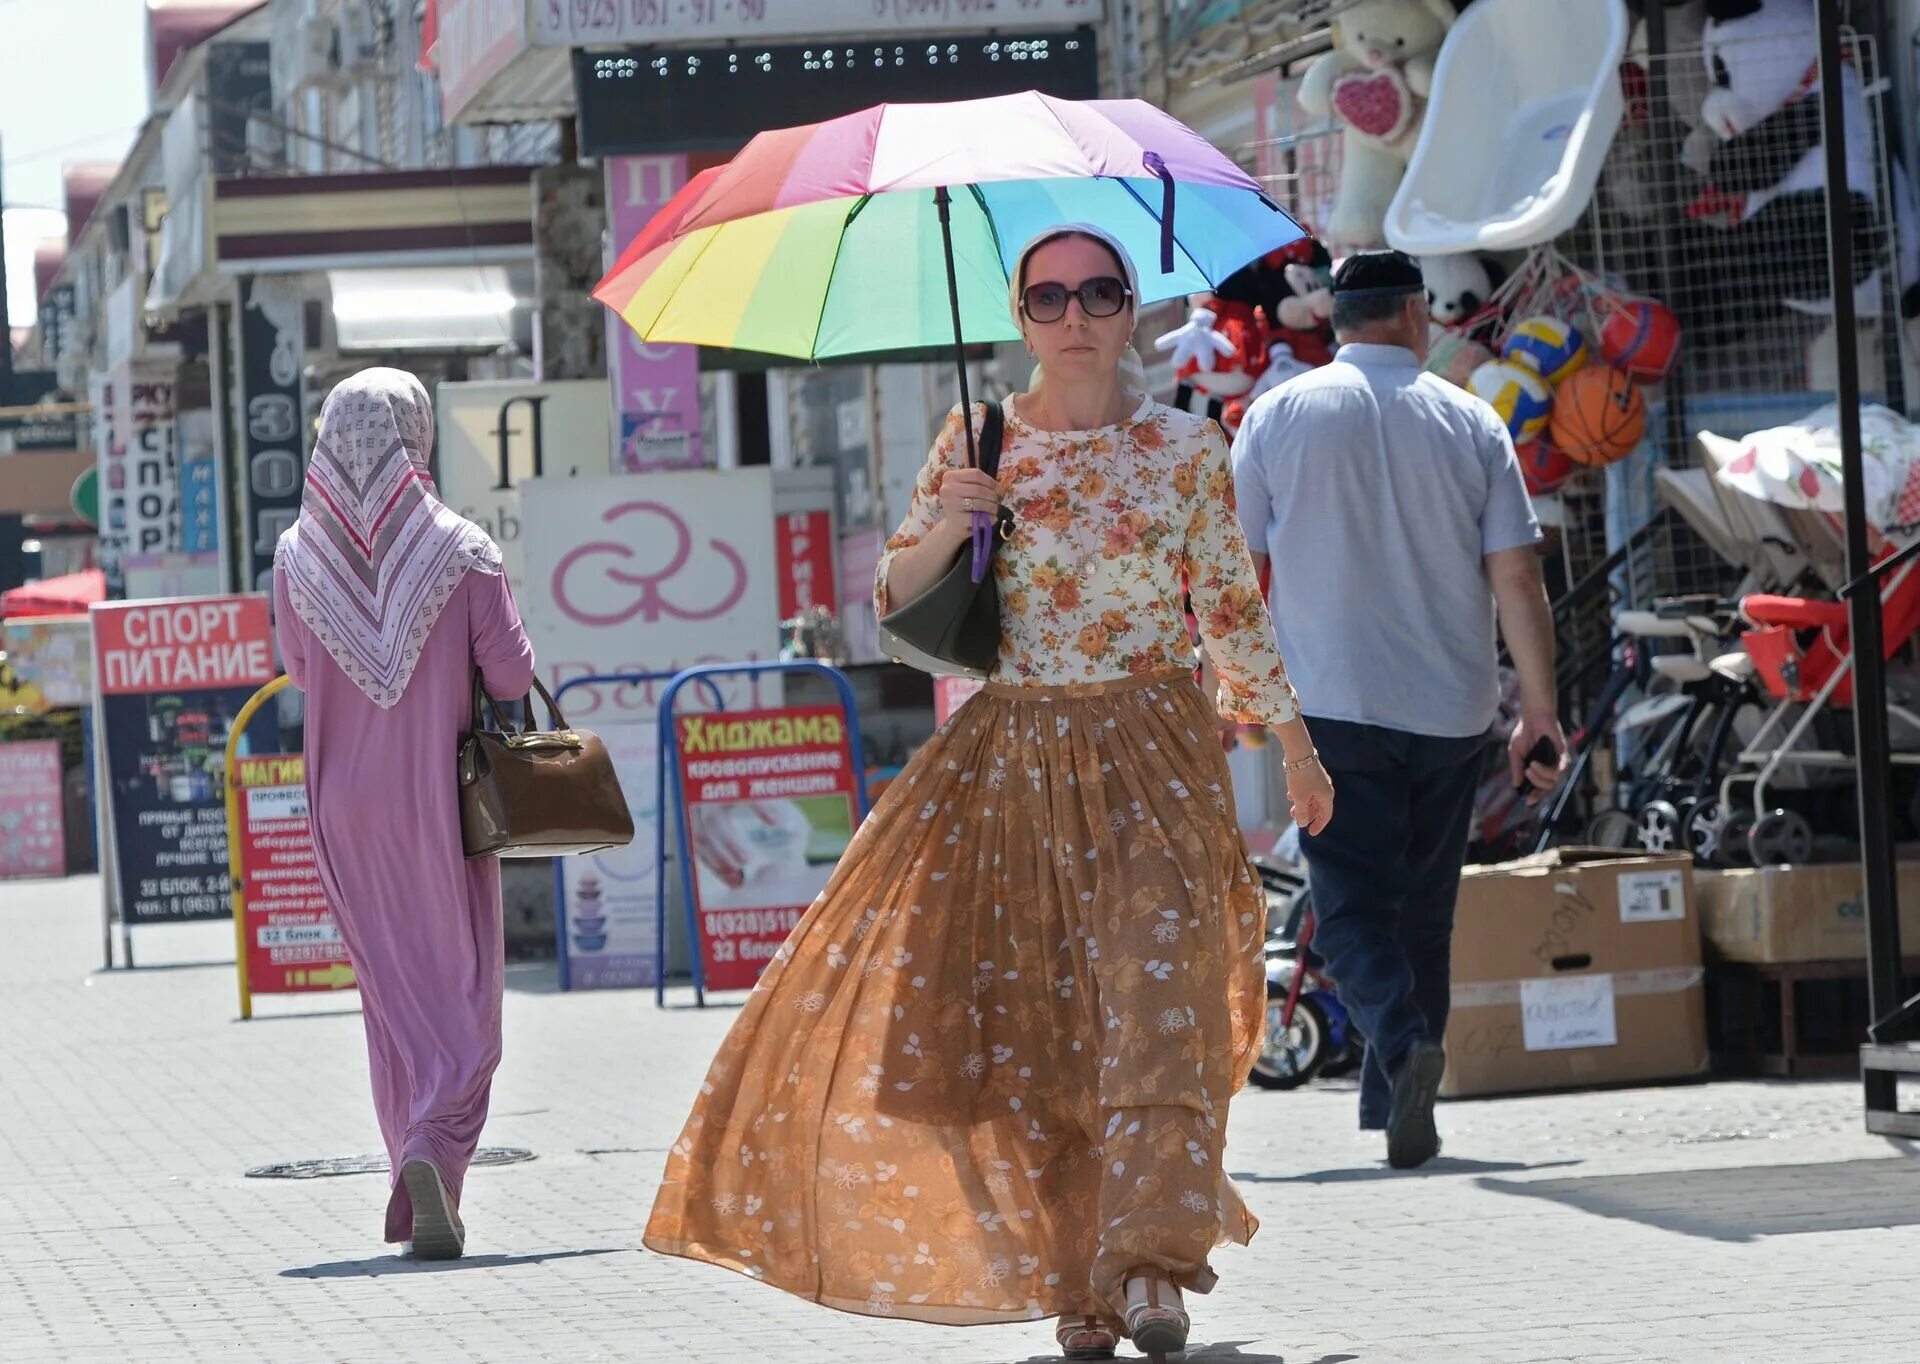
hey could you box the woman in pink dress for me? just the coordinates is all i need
[272,368,535,1259]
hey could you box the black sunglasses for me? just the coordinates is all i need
[1020,276,1132,324]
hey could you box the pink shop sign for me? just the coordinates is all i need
[605,155,705,472]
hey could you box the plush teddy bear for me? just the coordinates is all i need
[1675,0,1884,333]
[1421,251,1509,337]
[1297,0,1459,249]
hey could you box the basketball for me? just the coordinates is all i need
[1468,360,1553,446]
[1519,440,1578,495]
[1550,366,1647,466]
[1599,298,1681,381]
[1502,316,1589,386]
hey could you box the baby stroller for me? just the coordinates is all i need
[1247,855,1361,1090]
[1717,547,1920,863]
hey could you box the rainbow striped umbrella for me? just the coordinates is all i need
[592,92,1307,362]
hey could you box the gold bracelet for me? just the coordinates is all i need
[1283,752,1320,774]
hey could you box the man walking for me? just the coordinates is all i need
[1230,251,1567,1169]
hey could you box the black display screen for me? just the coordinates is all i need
[574,28,1101,155]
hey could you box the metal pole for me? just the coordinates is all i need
[1817,0,1903,1028]
[1642,0,1694,601]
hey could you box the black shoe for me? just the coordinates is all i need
[1385,1041,1446,1170]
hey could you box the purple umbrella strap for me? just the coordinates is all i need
[1143,150,1176,274]
[970,509,992,583]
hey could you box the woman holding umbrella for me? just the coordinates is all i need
[647,222,1333,1361]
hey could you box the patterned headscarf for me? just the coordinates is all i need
[274,367,500,707]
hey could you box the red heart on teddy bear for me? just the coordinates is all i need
[1333,70,1412,142]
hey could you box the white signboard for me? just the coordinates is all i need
[519,468,782,724]
[534,0,1105,45]
[434,380,611,602]
[1520,974,1619,1053]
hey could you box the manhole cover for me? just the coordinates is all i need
[245,1147,536,1179]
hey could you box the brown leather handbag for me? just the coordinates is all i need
[457,674,634,859]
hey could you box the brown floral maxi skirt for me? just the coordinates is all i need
[645,670,1266,1327]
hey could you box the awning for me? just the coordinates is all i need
[328,266,527,352]
[430,0,573,126]
[1,570,105,619]
[213,167,536,274]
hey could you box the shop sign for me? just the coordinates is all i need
[92,373,125,598]
[675,705,858,991]
[559,719,662,990]
[120,367,180,566]
[434,379,611,602]
[91,595,277,925]
[0,741,65,881]
[536,0,1103,44]
[605,155,704,471]
[177,408,220,559]
[519,468,781,722]
[776,509,836,619]
[1,616,93,711]
[236,277,306,596]
[233,752,355,995]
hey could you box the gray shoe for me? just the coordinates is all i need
[400,1159,466,1260]
[1386,1042,1446,1170]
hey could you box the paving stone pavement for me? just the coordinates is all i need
[3,874,1919,1363]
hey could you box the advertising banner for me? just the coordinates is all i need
[236,277,306,595]
[520,468,782,722]
[92,372,125,598]
[177,407,221,559]
[0,741,66,881]
[92,595,277,925]
[120,366,179,566]
[233,752,354,994]
[775,509,837,620]
[537,0,1103,44]
[676,706,858,991]
[1,615,92,713]
[559,719,662,990]
[605,155,704,471]
[433,379,611,603]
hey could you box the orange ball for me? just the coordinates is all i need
[1548,366,1646,466]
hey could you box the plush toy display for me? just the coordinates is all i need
[1680,0,1884,329]
[1551,366,1648,465]
[1298,0,1460,249]
[1502,316,1591,386]
[1469,360,1553,446]
[1155,305,1236,375]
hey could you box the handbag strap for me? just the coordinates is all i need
[471,673,571,735]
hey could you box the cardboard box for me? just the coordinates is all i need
[1695,863,1920,965]
[1442,848,1708,1098]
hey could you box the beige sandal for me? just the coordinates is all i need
[1055,1314,1119,1360]
[400,1158,466,1261]
[1124,1273,1189,1363]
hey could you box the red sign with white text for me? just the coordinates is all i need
[0,741,66,880]
[776,509,837,619]
[235,753,356,995]
[677,706,858,991]
[93,596,275,696]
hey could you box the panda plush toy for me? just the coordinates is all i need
[1680,0,1890,331]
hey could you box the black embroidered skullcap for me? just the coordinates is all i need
[1330,250,1426,298]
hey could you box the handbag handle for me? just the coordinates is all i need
[471,672,571,737]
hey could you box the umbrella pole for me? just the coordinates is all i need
[934,186,979,467]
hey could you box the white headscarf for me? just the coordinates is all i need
[1009,223,1149,395]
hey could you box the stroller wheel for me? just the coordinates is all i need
[1585,808,1639,848]
[1749,809,1815,867]
[1250,992,1330,1090]
[1637,800,1682,853]
[1684,799,1724,865]
[1720,808,1756,867]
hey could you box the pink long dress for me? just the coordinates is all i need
[273,568,536,1241]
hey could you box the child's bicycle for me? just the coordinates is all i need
[1248,860,1363,1090]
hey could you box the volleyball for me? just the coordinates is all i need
[1599,298,1681,381]
[1549,366,1647,466]
[1468,360,1553,446]
[1519,440,1578,496]
[1502,316,1589,386]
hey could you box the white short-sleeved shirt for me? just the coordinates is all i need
[1231,343,1541,739]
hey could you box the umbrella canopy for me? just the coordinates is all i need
[0,569,105,619]
[594,93,1306,361]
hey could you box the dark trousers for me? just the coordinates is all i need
[1299,718,1486,1129]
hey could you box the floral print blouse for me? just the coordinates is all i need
[876,395,1302,726]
